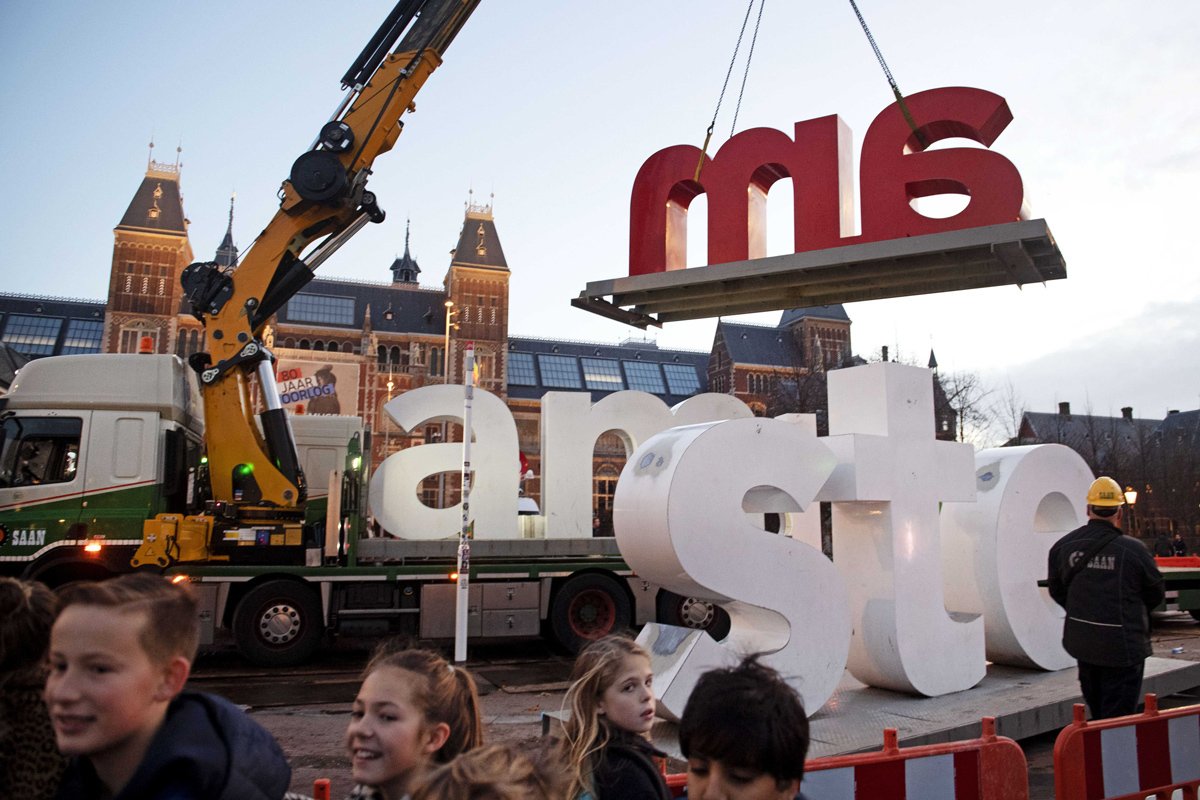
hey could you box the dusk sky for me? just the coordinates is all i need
[2,1,1196,435]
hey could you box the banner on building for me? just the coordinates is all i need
[274,360,360,417]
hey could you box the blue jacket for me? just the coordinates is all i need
[55,691,291,800]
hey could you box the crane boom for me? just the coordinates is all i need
[174,0,480,553]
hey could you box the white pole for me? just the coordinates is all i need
[454,342,475,663]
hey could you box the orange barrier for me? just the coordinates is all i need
[1054,694,1200,800]
[666,717,1028,799]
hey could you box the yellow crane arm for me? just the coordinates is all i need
[185,0,480,513]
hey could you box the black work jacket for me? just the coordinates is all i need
[1047,518,1165,667]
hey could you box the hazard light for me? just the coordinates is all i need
[448,571,458,581]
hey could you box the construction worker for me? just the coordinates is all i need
[1047,476,1165,719]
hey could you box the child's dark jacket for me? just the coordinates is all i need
[593,727,671,800]
[55,691,291,800]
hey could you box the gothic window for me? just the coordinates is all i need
[377,345,387,365]
[118,325,157,354]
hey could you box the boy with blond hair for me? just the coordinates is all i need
[45,573,292,800]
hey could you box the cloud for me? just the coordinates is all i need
[993,296,1200,417]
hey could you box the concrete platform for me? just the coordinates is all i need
[605,657,1200,760]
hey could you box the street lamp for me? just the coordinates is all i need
[1124,486,1138,536]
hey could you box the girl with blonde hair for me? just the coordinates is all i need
[558,635,670,800]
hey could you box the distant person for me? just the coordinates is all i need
[307,365,341,415]
[1047,477,1165,719]
[408,743,567,800]
[1153,533,1174,557]
[679,654,812,800]
[1172,533,1188,557]
[559,635,670,800]
[0,577,65,800]
[46,574,291,800]
[345,646,484,800]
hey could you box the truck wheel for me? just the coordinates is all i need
[656,590,732,641]
[550,573,631,654]
[232,580,324,667]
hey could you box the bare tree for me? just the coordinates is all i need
[940,370,993,446]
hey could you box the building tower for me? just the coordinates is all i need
[443,193,510,394]
[390,220,421,284]
[103,143,194,354]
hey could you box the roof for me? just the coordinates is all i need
[505,335,709,404]
[277,277,449,337]
[449,208,508,272]
[116,164,188,235]
[778,304,850,326]
[1019,410,1163,464]
[716,321,800,368]
[0,293,107,360]
[1157,409,1199,441]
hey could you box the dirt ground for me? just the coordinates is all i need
[253,676,568,798]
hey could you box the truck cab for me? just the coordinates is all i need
[0,354,204,583]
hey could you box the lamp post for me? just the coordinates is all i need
[1124,486,1138,537]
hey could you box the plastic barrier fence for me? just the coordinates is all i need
[1054,694,1200,800]
[665,717,1028,799]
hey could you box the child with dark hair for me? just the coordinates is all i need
[559,635,670,800]
[45,573,292,800]
[679,655,811,800]
[345,646,484,799]
[0,577,66,800]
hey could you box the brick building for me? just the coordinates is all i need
[0,159,969,521]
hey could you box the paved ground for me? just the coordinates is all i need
[218,614,1200,799]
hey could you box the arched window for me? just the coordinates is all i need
[328,341,339,353]
[313,341,326,351]
[299,339,310,350]
[377,345,387,364]
[390,346,401,365]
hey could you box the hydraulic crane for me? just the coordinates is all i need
[139,0,481,564]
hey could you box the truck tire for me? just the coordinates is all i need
[550,573,631,654]
[232,580,324,667]
[655,590,732,641]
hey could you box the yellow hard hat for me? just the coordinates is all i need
[1086,476,1125,507]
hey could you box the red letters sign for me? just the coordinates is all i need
[628,87,1025,276]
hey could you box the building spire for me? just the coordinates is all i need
[390,217,421,283]
[214,192,239,267]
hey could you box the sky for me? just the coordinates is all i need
[1,1,1197,437]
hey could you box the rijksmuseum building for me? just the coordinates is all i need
[0,158,943,524]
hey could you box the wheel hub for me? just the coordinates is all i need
[258,603,301,645]
[680,597,716,628]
